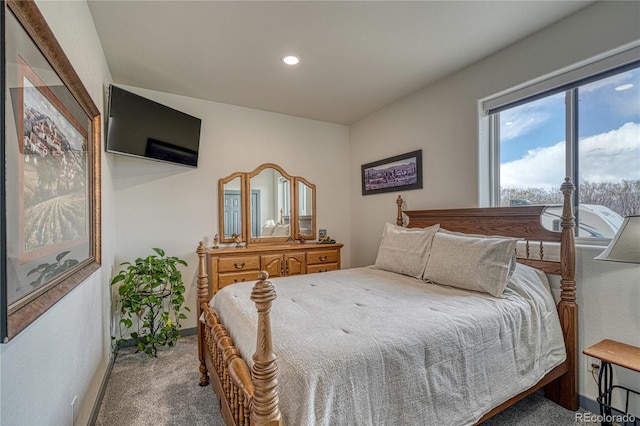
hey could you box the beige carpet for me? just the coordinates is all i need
[95,335,223,426]
[95,335,597,425]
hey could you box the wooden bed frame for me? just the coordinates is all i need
[196,178,578,426]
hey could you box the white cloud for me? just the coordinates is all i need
[579,70,635,94]
[500,93,562,142]
[501,122,640,189]
[500,110,550,141]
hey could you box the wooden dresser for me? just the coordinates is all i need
[206,242,343,294]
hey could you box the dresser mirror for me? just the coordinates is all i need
[248,164,293,242]
[218,172,245,243]
[295,177,316,240]
[218,163,316,245]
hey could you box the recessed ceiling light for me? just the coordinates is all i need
[615,83,634,91]
[282,55,299,65]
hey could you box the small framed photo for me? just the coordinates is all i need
[319,229,327,240]
[361,150,423,195]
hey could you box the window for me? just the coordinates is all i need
[483,47,640,240]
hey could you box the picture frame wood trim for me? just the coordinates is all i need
[2,0,102,341]
[361,149,423,195]
[1,0,7,342]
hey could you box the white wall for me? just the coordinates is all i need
[110,86,350,331]
[577,246,640,415]
[349,0,640,413]
[2,1,637,423]
[0,1,115,425]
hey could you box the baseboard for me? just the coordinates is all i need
[179,326,197,337]
[579,394,600,415]
[88,351,116,425]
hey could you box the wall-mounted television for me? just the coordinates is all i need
[106,85,202,168]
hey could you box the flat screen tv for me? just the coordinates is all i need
[106,85,202,167]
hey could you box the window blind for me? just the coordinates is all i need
[483,44,640,115]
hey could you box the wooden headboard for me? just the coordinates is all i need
[397,179,575,277]
[396,178,578,413]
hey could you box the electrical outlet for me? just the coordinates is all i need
[71,395,78,425]
[586,355,600,372]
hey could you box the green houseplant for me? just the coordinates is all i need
[111,248,190,357]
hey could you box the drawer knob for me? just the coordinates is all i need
[318,256,328,262]
[233,278,247,283]
[233,262,246,269]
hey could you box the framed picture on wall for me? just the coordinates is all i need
[1,0,102,342]
[16,58,90,264]
[361,149,423,195]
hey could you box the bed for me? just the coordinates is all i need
[196,178,578,425]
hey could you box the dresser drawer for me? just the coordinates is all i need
[218,271,260,288]
[307,249,339,265]
[207,243,342,294]
[217,256,260,273]
[307,263,339,274]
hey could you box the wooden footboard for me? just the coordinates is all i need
[197,243,282,426]
[201,305,253,425]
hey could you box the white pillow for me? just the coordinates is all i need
[374,222,439,279]
[261,224,276,236]
[271,224,290,237]
[438,228,518,279]
[423,232,517,297]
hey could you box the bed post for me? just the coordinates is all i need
[197,241,210,387]
[396,195,404,226]
[550,178,579,410]
[250,271,283,426]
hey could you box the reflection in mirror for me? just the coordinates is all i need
[222,176,242,240]
[219,164,315,245]
[297,179,315,239]
[250,167,291,239]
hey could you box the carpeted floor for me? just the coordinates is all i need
[95,335,597,425]
[95,335,223,426]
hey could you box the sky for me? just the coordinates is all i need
[499,67,640,189]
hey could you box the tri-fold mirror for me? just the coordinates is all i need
[218,163,316,245]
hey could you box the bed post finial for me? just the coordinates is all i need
[556,177,579,410]
[197,241,210,386]
[396,195,404,226]
[250,271,283,426]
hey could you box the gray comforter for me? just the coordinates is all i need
[210,263,566,426]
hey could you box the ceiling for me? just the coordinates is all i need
[88,1,594,125]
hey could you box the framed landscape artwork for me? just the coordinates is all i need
[361,150,423,195]
[1,0,101,341]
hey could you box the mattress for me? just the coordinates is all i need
[209,263,566,425]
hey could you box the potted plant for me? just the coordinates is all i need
[111,248,190,357]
